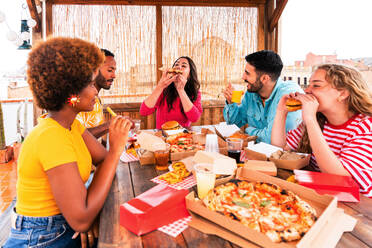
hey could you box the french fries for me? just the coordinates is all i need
[158,162,191,184]
[106,107,117,117]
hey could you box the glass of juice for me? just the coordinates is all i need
[226,138,243,163]
[231,84,245,104]
[152,143,170,171]
[194,163,215,199]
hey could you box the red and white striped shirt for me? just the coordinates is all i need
[286,114,372,198]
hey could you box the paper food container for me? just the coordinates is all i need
[294,170,360,202]
[244,142,310,170]
[214,122,256,147]
[244,160,277,176]
[186,168,356,248]
[120,184,189,235]
[170,133,228,161]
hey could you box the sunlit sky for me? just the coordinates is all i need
[0,0,371,73]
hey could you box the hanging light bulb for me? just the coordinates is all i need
[27,18,37,28]
[0,11,5,23]
[6,30,18,41]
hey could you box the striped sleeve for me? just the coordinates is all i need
[286,122,305,151]
[339,118,372,197]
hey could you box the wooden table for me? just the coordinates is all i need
[98,160,372,248]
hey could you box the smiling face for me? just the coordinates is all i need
[172,57,191,79]
[95,56,116,90]
[242,62,263,93]
[306,69,346,113]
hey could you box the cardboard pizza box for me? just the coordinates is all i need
[244,142,310,170]
[244,160,277,176]
[186,168,356,248]
[188,203,356,248]
[170,133,228,161]
[214,122,256,147]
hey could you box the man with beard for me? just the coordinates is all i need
[223,50,302,144]
[76,49,116,139]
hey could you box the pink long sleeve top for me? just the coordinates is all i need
[140,91,202,129]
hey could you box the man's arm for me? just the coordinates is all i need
[86,122,110,138]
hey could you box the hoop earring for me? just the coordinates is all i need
[67,95,80,107]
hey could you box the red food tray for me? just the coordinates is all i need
[294,170,360,202]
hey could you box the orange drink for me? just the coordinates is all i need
[231,84,245,104]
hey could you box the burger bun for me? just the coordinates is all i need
[161,120,181,130]
[286,98,302,112]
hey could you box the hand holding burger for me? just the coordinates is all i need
[285,98,302,112]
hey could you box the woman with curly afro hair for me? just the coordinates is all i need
[3,37,132,248]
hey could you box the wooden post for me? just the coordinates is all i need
[257,4,265,51]
[156,5,162,83]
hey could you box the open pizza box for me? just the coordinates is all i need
[138,132,228,165]
[170,133,228,161]
[244,142,310,170]
[186,168,357,248]
[214,122,257,147]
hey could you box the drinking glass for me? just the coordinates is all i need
[205,134,219,153]
[194,163,215,199]
[152,143,170,171]
[226,138,243,163]
[133,119,141,134]
[231,84,245,104]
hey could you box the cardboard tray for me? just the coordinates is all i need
[244,143,310,170]
[186,168,348,248]
[139,133,228,165]
[188,207,356,248]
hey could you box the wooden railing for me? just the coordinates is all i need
[104,100,226,129]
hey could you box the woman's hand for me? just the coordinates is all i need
[108,116,132,155]
[295,93,319,124]
[174,74,187,92]
[72,217,99,248]
[157,69,176,90]
[223,83,233,104]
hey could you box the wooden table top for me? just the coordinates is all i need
[98,160,372,248]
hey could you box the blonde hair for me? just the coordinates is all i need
[297,64,372,153]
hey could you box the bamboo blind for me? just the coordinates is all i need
[52,5,257,104]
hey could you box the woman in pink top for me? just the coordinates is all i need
[272,64,372,197]
[140,56,202,129]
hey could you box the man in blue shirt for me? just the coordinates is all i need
[223,50,303,144]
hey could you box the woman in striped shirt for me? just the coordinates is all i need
[272,64,372,197]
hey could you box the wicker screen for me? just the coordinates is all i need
[53,5,257,103]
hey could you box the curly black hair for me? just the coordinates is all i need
[27,37,104,111]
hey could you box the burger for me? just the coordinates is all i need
[161,120,181,130]
[167,68,182,75]
[286,98,302,112]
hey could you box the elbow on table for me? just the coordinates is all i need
[66,213,95,232]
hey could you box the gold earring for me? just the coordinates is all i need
[67,95,80,107]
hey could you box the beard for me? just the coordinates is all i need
[95,71,112,90]
[246,77,263,93]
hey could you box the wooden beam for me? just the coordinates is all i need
[156,5,162,83]
[26,0,41,32]
[269,0,287,32]
[46,1,53,37]
[50,0,266,7]
[257,3,265,51]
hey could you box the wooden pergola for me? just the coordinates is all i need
[27,0,288,128]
